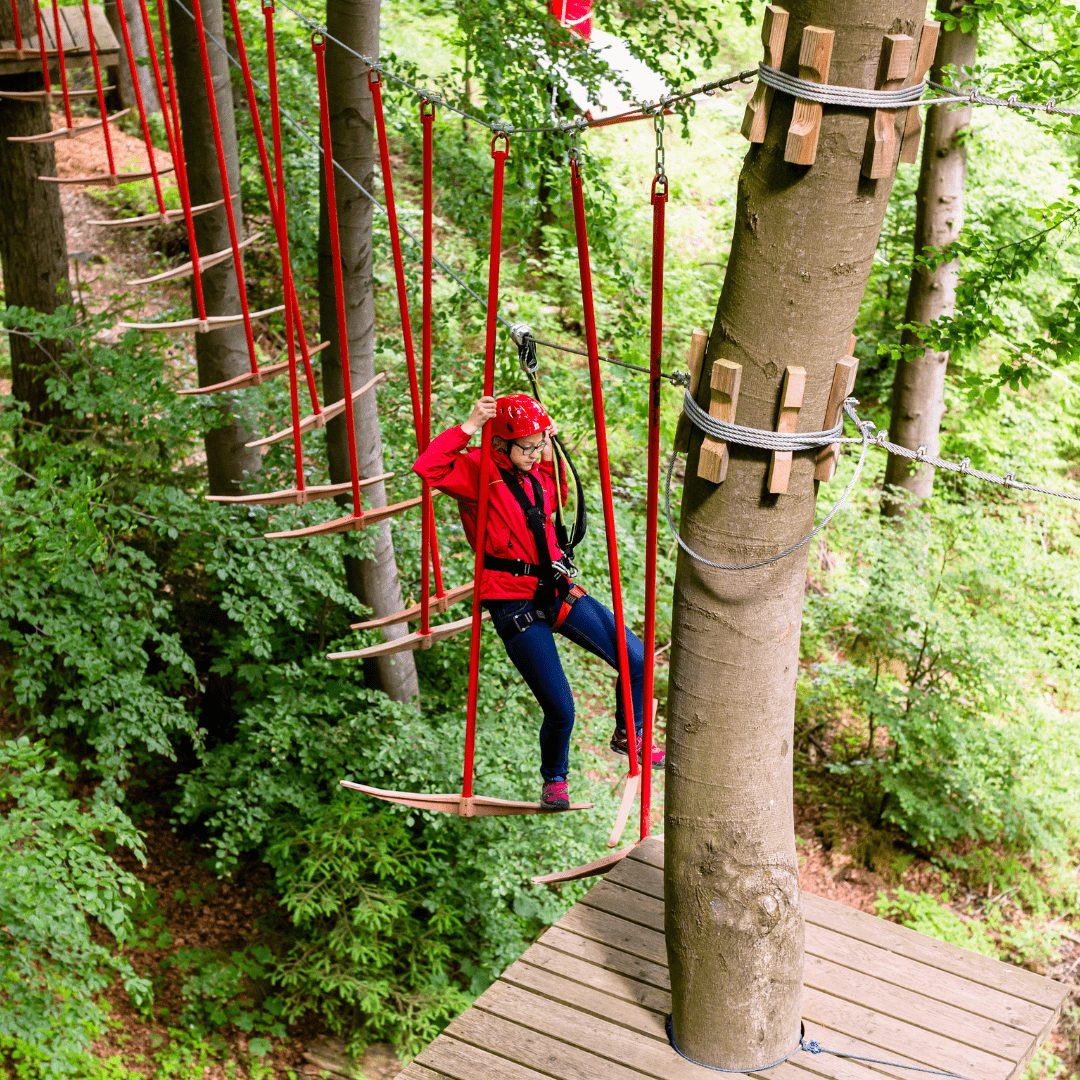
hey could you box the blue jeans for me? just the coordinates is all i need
[486,592,645,783]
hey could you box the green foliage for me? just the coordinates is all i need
[875,888,1000,957]
[0,738,148,1073]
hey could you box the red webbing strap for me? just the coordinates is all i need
[419,99,435,636]
[112,0,165,210]
[570,155,639,780]
[190,0,259,375]
[81,0,116,175]
[261,0,302,489]
[314,33,362,514]
[148,0,206,319]
[640,173,667,839]
[9,0,22,50]
[462,132,509,801]
[31,0,51,95]
[50,0,71,127]
[370,69,445,597]
[226,0,321,415]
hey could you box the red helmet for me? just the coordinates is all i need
[493,394,551,440]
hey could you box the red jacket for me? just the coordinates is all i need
[413,425,567,601]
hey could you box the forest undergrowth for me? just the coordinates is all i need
[4,1,1080,1077]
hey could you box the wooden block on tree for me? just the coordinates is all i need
[784,26,833,166]
[741,5,789,143]
[900,21,941,164]
[767,365,806,494]
[696,359,742,483]
[815,338,859,482]
[862,34,914,179]
[672,326,708,453]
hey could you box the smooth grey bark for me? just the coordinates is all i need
[665,0,927,1067]
[883,4,977,511]
[168,0,261,496]
[0,0,71,437]
[105,0,161,113]
[319,0,418,701]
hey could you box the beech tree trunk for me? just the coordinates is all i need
[320,0,418,701]
[665,0,927,1067]
[883,3,977,511]
[106,0,162,114]
[0,0,71,438]
[168,0,261,495]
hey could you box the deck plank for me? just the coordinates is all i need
[417,1034,558,1080]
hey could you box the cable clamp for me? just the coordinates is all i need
[1007,94,1019,108]
[1047,99,1056,113]
[668,371,691,388]
[1004,471,1016,485]
[802,1040,824,1055]
[874,430,888,447]
[959,457,971,474]
[915,444,927,462]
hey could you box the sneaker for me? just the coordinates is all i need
[610,729,665,770]
[541,780,570,811]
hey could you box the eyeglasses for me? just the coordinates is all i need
[514,436,548,458]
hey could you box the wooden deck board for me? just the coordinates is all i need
[0,5,118,73]
[399,836,1068,1080]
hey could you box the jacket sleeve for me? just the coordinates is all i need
[413,425,479,502]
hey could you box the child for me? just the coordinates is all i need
[413,393,663,810]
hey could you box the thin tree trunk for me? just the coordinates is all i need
[0,0,71,439]
[320,0,418,702]
[883,4,977,512]
[168,0,262,496]
[106,0,161,113]
[665,0,927,1067]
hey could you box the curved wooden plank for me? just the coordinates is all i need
[0,86,110,100]
[350,581,475,630]
[127,232,262,286]
[9,107,130,143]
[246,370,385,447]
[607,772,639,848]
[40,164,176,187]
[329,608,482,659]
[531,845,635,886]
[119,303,285,335]
[87,197,226,228]
[339,781,593,817]
[175,359,288,396]
[204,473,392,507]
[265,496,421,541]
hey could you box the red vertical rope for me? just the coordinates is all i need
[225,0,321,414]
[640,174,667,839]
[32,0,51,95]
[50,0,72,128]
[570,155,639,780]
[462,132,509,801]
[81,0,117,175]
[370,70,445,597]
[112,0,165,210]
[9,0,22,50]
[419,99,435,637]
[151,0,206,319]
[261,0,302,489]
[189,0,259,374]
[314,34,362,514]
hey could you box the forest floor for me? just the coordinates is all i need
[36,111,1079,1080]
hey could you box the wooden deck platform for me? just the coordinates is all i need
[401,836,1068,1080]
[0,6,118,74]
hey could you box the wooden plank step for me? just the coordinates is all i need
[416,1034,555,1080]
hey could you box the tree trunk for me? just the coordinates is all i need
[106,0,162,114]
[168,0,261,496]
[320,0,418,702]
[0,0,71,437]
[665,1,927,1067]
[883,4,977,512]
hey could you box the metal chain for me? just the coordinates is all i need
[654,107,666,180]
